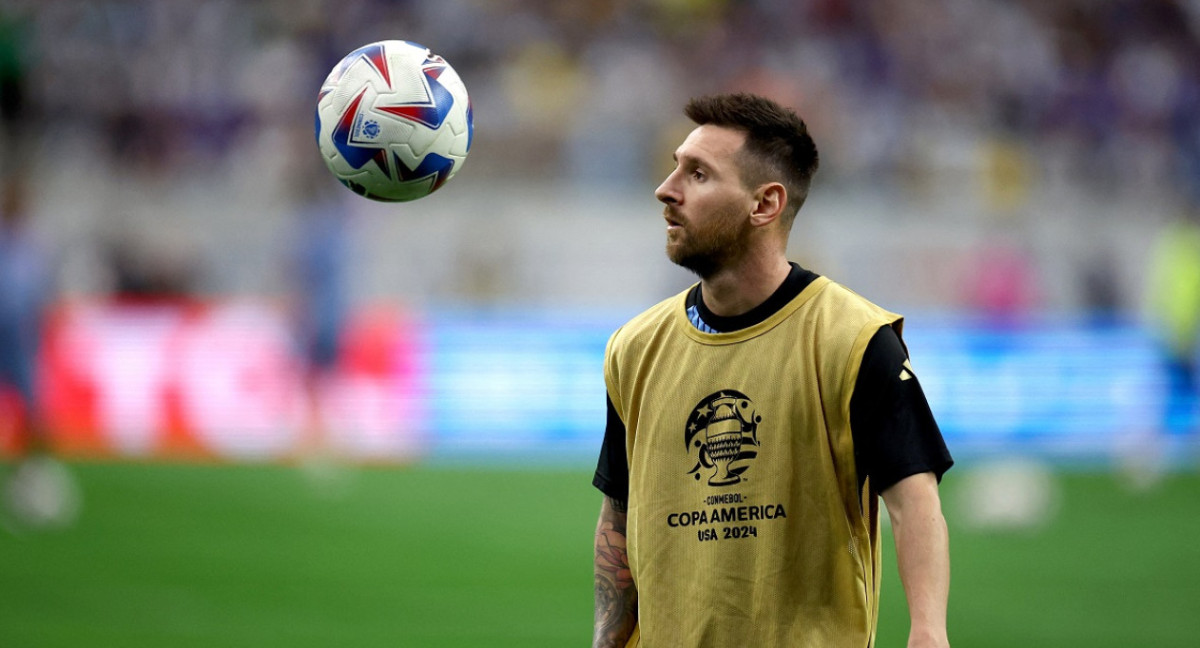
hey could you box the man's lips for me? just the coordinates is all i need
[664,209,684,229]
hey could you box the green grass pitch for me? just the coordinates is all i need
[2,461,1198,646]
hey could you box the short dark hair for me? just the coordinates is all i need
[684,93,819,225]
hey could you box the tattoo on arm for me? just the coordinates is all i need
[593,496,636,648]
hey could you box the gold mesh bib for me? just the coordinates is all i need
[605,277,902,648]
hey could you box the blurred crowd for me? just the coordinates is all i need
[0,0,1198,312]
[3,0,1196,196]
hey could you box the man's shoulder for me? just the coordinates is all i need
[811,279,901,324]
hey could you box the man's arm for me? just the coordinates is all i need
[882,471,950,648]
[593,495,637,648]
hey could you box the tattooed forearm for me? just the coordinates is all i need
[593,497,637,648]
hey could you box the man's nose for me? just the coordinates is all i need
[655,173,680,205]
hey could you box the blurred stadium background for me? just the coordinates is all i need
[2,0,1200,646]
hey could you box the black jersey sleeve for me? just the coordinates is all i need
[592,393,629,502]
[849,325,953,494]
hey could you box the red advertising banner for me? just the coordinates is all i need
[19,300,427,462]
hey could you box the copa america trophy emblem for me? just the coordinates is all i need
[686,392,761,486]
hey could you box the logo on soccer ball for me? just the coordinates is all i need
[360,120,381,140]
[685,391,761,486]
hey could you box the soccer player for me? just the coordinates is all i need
[1,173,80,531]
[592,94,953,648]
[284,151,353,481]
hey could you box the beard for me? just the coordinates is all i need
[665,203,753,279]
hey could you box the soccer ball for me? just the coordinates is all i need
[315,40,473,202]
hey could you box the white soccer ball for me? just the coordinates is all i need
[315,40,473,202]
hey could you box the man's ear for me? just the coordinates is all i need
[749,182,787,227]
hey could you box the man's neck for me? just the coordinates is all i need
[699,255,793,317]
